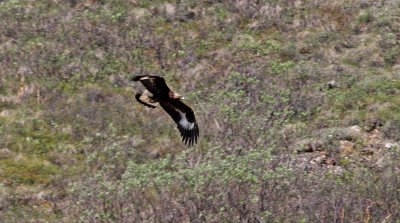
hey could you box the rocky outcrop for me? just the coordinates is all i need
[293,125,399,173]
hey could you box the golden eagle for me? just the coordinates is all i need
[132,75,199,146]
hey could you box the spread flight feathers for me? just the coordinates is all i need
[132,75,199,146]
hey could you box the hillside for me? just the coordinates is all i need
[0,0,400,222]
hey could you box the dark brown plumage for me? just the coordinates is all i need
[132,75,199,146]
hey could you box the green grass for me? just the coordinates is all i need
[0,158,60,185]
[1,0,400,222]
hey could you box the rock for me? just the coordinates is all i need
[17,84,36,98]
[0,188,8,211]
[360,0,371,8]
[164,3,176,18]
[327,80,337,89]
[364,119,383,131]
[132,8,150,20]
[375,156,385,168]
[0,148,12,159]
[0,95,20,104]
[360,147,374,156]
[36,191,50,200]
[369,53,385,67]
[17,65,32,76]
[322,127,362,141]
[147,149,161,159]
[0,110,13,117]
[314,155,326,164]
[62,125,73,134]
[180,11,196,21]
[339,140,355,155]
[392,64,400,73]
[94,49,105,60]
[295,139,323,153]
[325,158,336,166]
[350,125,361,132]
[295,142,313,153]
[384,142,398,149]
[329,166,345,175]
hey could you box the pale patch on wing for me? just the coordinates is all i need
[139,95,158,107]
[136,90,158,108]
[139,76,156,80]
[178,111,195,130]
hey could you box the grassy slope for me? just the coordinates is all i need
[0,0,400,222]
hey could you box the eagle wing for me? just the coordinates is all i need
[135,90,158,108]
[159,99,199,146]
[132,75,170,96]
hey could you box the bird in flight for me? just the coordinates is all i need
[132,75,199,146]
